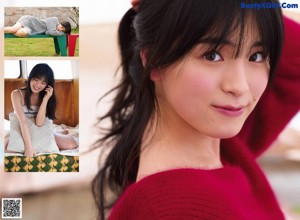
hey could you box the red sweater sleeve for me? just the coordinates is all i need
[227,16,300,157]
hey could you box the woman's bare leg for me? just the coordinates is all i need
[13,28,28,37]
[4,22,23,34]
[54,133,78,150]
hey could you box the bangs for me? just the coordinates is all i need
[196,2,282,65]
[31,72,49,84]
[142,0,284,76]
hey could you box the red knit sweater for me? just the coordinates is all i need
[109,17,300,220]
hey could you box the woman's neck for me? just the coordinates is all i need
[137,111,223,181]
[30,93,40,106]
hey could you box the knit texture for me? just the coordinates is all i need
[109,17,300,220]
[110,167,284,220]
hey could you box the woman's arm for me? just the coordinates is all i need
[45,29,64,36]
[35,86,53,126]
[11,90,35,157]
[45,17,65,36]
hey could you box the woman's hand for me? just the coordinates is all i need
[131,0,139,11]
[24,147,36,157]
[43,85,53,101]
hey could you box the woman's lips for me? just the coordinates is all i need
[213,105,245,117]
[32,86,41,92]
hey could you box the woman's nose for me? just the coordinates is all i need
[37,81,43,87]
[221,62,250,96]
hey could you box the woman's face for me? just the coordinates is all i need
[30,77,47,94]
[155,28,269,139]
[57,24,66,32]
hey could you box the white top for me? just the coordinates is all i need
[16,89,40,118]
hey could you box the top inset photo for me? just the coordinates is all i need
[4,7,79,57]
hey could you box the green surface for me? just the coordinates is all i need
[293,207,300,215]
[72,27,79,34]
[4,30,79,56]
[5,33,56,38]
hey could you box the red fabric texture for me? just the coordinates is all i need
[110,167,284,220]
[109,17,300,220]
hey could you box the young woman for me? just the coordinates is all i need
[93,0,300,219]
[10,63,78,157]
[4,15,71,37]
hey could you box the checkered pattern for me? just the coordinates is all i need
[4,154,79,172]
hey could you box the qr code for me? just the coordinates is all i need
[2,198,22,219]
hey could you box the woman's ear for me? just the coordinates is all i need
[150,69,161,82]
[140,49,148,67]
[140,49,161,82]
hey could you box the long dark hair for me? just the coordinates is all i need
[92,0,284,219]
[25,63,57,119]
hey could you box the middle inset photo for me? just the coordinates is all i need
[4,59,79,172]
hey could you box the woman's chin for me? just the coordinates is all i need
[31,88,41,94]
[210,126,243,139]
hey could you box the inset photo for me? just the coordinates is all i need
[4,60,79,172]
[4,7,79,57]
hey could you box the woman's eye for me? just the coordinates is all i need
[249,52,265,62]
[204,52,223,62]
